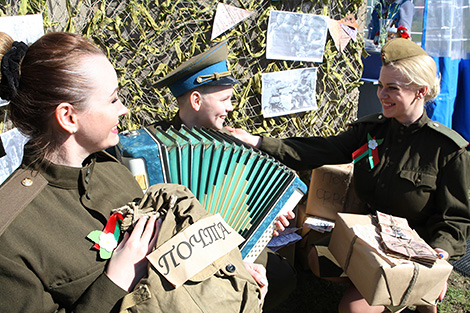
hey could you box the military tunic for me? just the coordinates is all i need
[260,113,470,260]
[147,111,185,132]
[0,150,144,312]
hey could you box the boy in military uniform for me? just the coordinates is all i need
[148,41,298,312]
[149,41,236,131]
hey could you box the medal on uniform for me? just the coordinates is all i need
[352,133,383,169]
[87,212,123,259]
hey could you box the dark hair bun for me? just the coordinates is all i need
[0,41,28,100]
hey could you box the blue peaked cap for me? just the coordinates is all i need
[154,41,238,98]
[168,60,235,97]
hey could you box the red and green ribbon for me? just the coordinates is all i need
[87,212,123,259]
[352,133,383,169]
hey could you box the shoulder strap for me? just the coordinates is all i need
[0,169,48,236]
[426,120,469,149]
[349,113,388,126]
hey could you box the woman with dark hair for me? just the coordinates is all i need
[0,32,266,312]
[0,31,161,312]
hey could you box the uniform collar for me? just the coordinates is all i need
[22,152,97,190]
[170,111,185,129]
[391,112,429,133]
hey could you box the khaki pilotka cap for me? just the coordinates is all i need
[154,41,238,98]
[381,38,429,65]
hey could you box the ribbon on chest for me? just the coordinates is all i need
[87,212,124,259]
[352,133,383,169]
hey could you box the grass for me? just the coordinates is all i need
[267,250,470,313]
[440,271,470,313]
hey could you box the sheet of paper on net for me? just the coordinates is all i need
[327,13,359,52]
[0,14,44,107]
[0,129,30,185]
[327,18,351,53]
[0,14,43,182]
[211,3,254,40]
[0,14,44,45]
[261,67,318,118]
[339,13,358,42]
[266,10,328,63]
[147,214,245,288]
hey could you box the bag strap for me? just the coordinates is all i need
[0,169,47,236]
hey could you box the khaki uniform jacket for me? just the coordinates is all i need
[260,113,470,260]
[0,151,144,312]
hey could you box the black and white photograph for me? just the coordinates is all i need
[262,67,318,118]
[266,10,328,62]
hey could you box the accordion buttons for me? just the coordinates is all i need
[225,264,236,273]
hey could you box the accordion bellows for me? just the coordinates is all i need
[116,126,307,261]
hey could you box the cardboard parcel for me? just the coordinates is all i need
[328,213,453,308]
[305,163,365,221]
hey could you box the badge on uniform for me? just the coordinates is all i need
[352,133,383,169]
[87,212,123,259]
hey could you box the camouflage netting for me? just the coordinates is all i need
[1,0,366,138]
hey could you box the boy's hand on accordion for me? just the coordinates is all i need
[273,210,296,236]
[225,126,262,148]
[243,261,268,304]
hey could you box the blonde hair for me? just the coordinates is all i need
[387,54,440,102]
[0,32,14,80]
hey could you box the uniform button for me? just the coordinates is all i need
[21,178,33,187]
[378,114,383,119]
[87,168,92,175]
[84,176,90,184]
[86,192,91,200]
[433,123,439,127]
[225,264,236,273]
[381,184,385,188]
